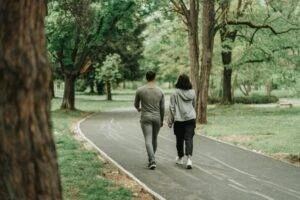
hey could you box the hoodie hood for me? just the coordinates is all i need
[175,89,195,101]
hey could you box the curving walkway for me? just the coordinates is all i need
[79,109,300,200]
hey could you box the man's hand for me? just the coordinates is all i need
[160,121,164,127]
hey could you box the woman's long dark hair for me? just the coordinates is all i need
[175,74,193,90]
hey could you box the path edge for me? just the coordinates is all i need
[198,133,299,167]
[76,114,167,200]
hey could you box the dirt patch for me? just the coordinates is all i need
[274,153,300,166]
[219,135,256,143]
[102,161,155,200]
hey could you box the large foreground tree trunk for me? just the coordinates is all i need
[61,75,76,110]
[197,0,215,124]
[0,1,62,199]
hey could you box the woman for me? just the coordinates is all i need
[168,74,196,169]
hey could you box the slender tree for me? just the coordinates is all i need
[197,0,215,123]
[0,1,61,199]
[170,0,200,96]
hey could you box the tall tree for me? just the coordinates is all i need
[95,54,123,101]
[197,0,215,123]
[215,0,299,103]
[218,0,248,104]
[170,0,200,96]
[47,0,135,110]
[0,1,61,199]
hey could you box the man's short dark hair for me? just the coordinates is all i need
[175,74,193,90]
[146,71,156,81]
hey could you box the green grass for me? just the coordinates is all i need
[202,105,300,156]
[52,96,132,112]
[52,108,132,199]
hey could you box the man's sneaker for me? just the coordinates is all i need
[186,156,192,169]
[175,156,184,165]
[148,161,156,170]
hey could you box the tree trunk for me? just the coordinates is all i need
[222,66,233,104]
[89,81,95,94]
[232,73,238,99]
[106,81,112,101]
[50,76,55,99]
[0,1,62,199]
[197,0,215,124]
[219,5,236,104]
[61,75,76,110]
[265,83,271,96]
[187,0,200,97]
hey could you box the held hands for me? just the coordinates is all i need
[162,120,172,128]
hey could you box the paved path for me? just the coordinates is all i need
[80,110,300,200]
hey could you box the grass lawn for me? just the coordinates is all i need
[52,100,133,200]
[200,105,300,160]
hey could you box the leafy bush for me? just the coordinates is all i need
[75,79,87,92]
[208,95,279,104]
[234,95,279,104]
[208,97,221,104]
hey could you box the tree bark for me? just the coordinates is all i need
[50,76,55,99]
[106,81,112,101]
[222,66,233,104]
[61,75,76,110]
[219,4,236,104]
[187,0,200,96]
[89,81,95,94]
[0,1,62,199]
[197,0,215,124]
[265,83,272,96]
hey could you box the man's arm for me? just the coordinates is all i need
[168,94,175,128]
[134,89,141,111]
[160,93,165,126]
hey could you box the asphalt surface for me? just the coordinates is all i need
[80,109,300,200]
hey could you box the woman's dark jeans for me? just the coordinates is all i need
[174,119,196,157]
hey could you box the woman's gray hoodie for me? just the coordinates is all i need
[168,89,196,127]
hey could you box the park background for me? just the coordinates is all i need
[2,0,299,199]
[46,0,299,199]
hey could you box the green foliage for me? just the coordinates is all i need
[208,95,279,104]
[234,95,279,104]
[75,79,88,92]
[96,54,123,83]
[141,11,189,81]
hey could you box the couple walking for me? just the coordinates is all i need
[134,71,196,170]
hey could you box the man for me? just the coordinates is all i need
[134,71,165,170]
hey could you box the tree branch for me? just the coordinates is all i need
[227,20,300,34]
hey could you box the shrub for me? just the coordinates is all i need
[234,95,279,104]
[75,79,87,92]
[208,97,221,104]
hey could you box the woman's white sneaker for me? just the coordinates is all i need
[186,157,192,169]
[175,156,184,165]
